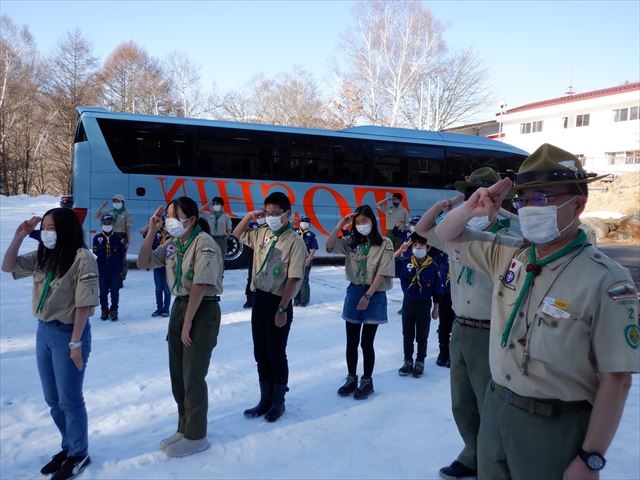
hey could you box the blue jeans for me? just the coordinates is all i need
[36,320,91,456]
[98,269,120,310]
[154,267,171,312]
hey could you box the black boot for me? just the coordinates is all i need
[436,344,450,367]
[264,384,288,422]
[244,380,272,418]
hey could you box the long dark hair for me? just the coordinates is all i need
[37,208,86,277]
[349,204,383,247]
[167,196,210,235]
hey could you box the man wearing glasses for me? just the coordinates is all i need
[233,191,306,423]
[435,143,639,479]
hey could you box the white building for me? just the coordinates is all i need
[494,82,640,174]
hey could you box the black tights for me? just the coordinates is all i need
[345,322,379,378]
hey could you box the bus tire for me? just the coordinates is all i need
[225,234,250,270]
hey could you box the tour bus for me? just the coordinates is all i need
[71,107,528,269]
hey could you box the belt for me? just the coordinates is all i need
[175,295,220,302]
[455,315,491,329]
[491,382,592,418]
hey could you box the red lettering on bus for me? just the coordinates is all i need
[303,186,351,236]
[158,177,188,203]
[211,179,256,217]
[193,178,210,207]
[260,182,296,206]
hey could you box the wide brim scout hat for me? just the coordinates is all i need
[514,143,608,192]
[454,167,502,193]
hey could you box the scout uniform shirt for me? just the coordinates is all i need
[11,248,99,324]
[150,230,223,297]
[426,220,521,320]
[383,204,408,231]
[241,224,306,297]
[204,211,232,237]
[327,236,395,290]
[109,207,133,240]
[456,227,639,404]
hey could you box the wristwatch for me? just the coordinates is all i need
[277,305,287,314]
[363,293,372,300]
[68,341,83,350]
[578,448,606,471]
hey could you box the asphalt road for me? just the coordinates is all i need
[599,243,640,290]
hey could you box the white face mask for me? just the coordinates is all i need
[256,217,266,226]
[409,225,416,233]
[165,217,188,238]
[518,197,575,244]
[467,216,492,231]
[412,247,427,259]
[102,225,113,233]
[300,222,310,230]
[112,202,123,210]
[41,230,57,249]
[266,212,287,231]
[212,205,222,212]
[355,223,372,236]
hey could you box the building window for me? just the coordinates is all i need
[562,117,569,129]
[613,108,629,122]
[576,114,590,127]
[532,121,543,133]
[519,121,543,134]
[606,151,640,165]
[630,106,638,121]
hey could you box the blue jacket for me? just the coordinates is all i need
[92,232,126,273]
[295,228,319,252]
[397,251,444,303]
[430,247,450,295]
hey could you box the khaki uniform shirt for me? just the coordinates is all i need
[327,236,395,291]
[109,208,133,238]
[151,231,223,297]
[456,228,639,403]
[241,224,307,297]
[427,223,521,319]
[203,212,232,237]
[383,205,408,231]
[12,248,99,324]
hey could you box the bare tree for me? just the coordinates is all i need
[164,51,215,118]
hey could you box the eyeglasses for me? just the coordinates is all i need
[265,211,285,218]
[511,192,571,210]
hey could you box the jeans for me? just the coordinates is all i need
[154,267,171,312]
[36,320,91,456]
[98,269,120,310]
[294,265,312,305]
[401,297,432,362]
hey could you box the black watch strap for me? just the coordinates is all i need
[578,448,606,471]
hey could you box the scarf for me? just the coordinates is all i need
[214,211,223,231]
[172,225,202,292]
[354,242,371,284]
[256,224,292,276]
[36,269,55,314]
[409,255,433,293]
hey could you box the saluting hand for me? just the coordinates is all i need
[437,194,465,212]
[400,240,412,253]
[15,216,42,239]
[149,206,165,232]
[466,178,512,218]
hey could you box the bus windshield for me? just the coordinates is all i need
[72,107,528,268]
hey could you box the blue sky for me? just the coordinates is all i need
[3,0,639,121]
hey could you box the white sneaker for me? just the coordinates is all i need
[159,432,184,451]
[164,437,210,458]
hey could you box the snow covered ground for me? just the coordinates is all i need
[1,195,638,479]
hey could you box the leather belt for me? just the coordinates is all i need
[455,315,491,329]
[176,295,220,302]
[491,382,591,418]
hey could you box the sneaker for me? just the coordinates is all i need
[398,360,413,376]
[100,308,109,321]
[151,309,162,317]
[337,375,358,396]
[159,431,184,451]
[412,361,424,378]
[164,437,210,458]
[109,308,118,321]
[439,460,477,480]
[161,310,170,317]
[353,377,374,400]
[40,449,67,475]
[51,454,91,480]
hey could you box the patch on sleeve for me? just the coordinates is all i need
[607,281,637,301]
[200,247,218,257]
[80,272,98,282]
[624,324,640,349]
[165,244,177,258]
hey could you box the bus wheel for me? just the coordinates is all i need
[225,234,249,269]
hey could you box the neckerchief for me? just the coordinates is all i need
[354,242,371,284]
[409,255,433,293]
[172,225,202,291]
[501,229,588,347]
[457,219,510,286]
[214,211,223,231]
[256,224,292,277]
[112,207,125,223]
[36,269,55,314]
[104,233,111,258]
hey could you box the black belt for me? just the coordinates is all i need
[455,315,491,329]
[175,295,220,302]
[491,382,592,418]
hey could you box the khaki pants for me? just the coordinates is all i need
[478,383,592,479]
[167,296,221,439]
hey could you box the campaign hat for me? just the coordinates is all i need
[454,167,501,193]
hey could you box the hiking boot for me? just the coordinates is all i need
[398,360,413,376]
[436,353,449,367]
[439,460,477,480]
[244,380,272,418]
[40,449,67,475]
[164,437,210,458]
[100,308,109,320]
[151,309,162,317]
[243,300,253,309]
[337,375,358,396]
[109,308,118,321]
[353,377,374,400]
[412,361,425,378]
[264,383,288,422]
[159,432,184,451]
[51,454,91,480]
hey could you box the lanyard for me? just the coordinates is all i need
[36,269,55,314]
[501,230,587,347]
[172,225,202,292]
